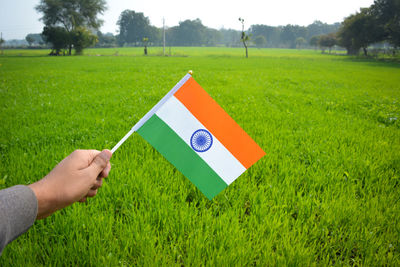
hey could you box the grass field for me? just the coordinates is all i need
[0,47,399,265]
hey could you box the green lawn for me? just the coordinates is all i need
[0,48,399,265]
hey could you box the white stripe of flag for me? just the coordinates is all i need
[156,96,246,185]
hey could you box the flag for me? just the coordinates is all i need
[134,73,265,199]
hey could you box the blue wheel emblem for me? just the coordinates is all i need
[190,129,213,152]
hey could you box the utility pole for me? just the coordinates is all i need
[163,17,166,56]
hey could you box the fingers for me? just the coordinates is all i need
[91,177,103,190]
[79,149,112,203]
[86,189,98,197]
[79,188,99,202]
[84,177,104,201]
[79,186,100,202]
[89,162,109,190]
[87,149,112,176]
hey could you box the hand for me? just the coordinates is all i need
[28,149,112,219]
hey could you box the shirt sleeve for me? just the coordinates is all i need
[0,185,38,255]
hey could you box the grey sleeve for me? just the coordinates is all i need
[0,185,38,255]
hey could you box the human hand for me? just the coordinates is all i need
[28,149,112,219]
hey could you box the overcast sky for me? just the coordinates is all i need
[0,0,374,40]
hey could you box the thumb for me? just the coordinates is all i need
[88,149,112,176]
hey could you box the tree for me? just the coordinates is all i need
[306,21,340,41]
[254,35,267,48]
[337,8,384,55]
[42,26,70,55]
[71,27,97,55]
[371,0,400,48]
[117,10,152,46]
[309,35,320,49]
[219,29,241,47]
[96,31,117,47]
[175,19,206,46]
[318,33,337,53]
[204,28,223,46]
[25,35,35,46]
[249,25,281,47]
[165,19,207,46]
[25,33,44,46]
[239,17,250,58]
[36,0,106,55]
[147,26,161,46]
[280,25,308,48]
[295,37,306,49]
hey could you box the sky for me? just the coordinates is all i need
[0,0,375,40]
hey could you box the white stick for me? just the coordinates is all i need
[110,124,137,153]
[111,73,192,154]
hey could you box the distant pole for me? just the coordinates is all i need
[163,18,166,56]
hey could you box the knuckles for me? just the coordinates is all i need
[95,154,108,169]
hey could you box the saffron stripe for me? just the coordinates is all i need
[174,77,265,169]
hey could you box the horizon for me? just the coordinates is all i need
[0,0,374,40]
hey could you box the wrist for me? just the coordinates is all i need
[28,180,54,219]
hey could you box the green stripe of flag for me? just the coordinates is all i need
[137,114,228,199]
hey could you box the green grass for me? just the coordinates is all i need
[0,48,399,265]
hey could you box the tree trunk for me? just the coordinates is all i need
[363,47,368,56]
[243,40,248,58]
[68,44,72,55]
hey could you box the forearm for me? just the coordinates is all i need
[0,149,111,255]
[0,185,38,255]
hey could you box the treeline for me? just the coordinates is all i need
[9,0,399,56]
[116,11,246,47]
[14,1,340,53]
[308,0,400,55]
[249,22,340,48]
[112,10,340,48]
[20,9,340,51]
[113,0,400,55]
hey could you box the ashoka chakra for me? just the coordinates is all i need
[190,129,213,152]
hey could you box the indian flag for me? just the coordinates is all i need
[113,73,265,199]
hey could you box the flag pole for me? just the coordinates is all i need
[110,125,136,153]
[110,72,193,153]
